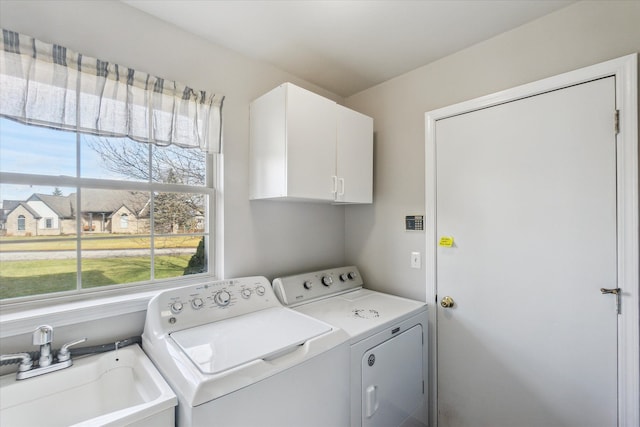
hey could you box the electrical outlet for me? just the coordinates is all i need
[411,252,421,269]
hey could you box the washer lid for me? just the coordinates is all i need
[170,307,331,375]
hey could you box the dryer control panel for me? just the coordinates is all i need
[144,276,281,335]
[273,266,364,306]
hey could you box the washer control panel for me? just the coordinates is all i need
[272,266,363,306]
[145,276,280,334]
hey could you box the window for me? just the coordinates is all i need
[120,214,129,229]
[0,30,224,302]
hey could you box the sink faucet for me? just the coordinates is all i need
[33,325,53,367]
[0,325,87,380]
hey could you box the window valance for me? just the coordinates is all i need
[0,29,224,153]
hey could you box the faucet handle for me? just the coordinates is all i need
[0,353,33,372]
[57,337,87,362]
[32,325,53,345]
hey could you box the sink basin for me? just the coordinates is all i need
[0,344,176,427]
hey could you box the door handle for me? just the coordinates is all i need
[600,288,621,314]
[440,296,454,308]
[364,385,379,418]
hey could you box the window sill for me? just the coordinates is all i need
[0,291,158,338]
[0,273,218,338]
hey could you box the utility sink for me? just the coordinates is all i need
[0,344,176,427]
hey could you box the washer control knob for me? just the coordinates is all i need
[191,298,204,310]
[170,301,184,314]
[339,273,348,282]
[256,285,266,296]
[241,289,252,299]
[214,290,231,306]
[347,271,358,280]
[322,275,333,286]
[303,280,313,290]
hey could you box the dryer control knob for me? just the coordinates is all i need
[339,273,348,282]
[241,289,252,299]
[214,290,231,306]
[347,271,358,280]
[322,276,333,286]
[191,298,204,310]
[256,285,266,296]
[303,280,313,290]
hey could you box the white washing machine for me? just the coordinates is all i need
[273,266,428,427]
[142,276,350,427]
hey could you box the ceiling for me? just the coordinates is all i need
[122,0,575,97]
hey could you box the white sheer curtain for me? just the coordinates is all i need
[0,29,224,153]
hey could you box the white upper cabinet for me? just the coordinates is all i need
[336,104,373,203]
[250,83,373,203]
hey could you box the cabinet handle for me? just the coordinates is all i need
[338,178,345,196]
[332,176,338,194]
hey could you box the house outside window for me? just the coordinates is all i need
[0,30,224,303]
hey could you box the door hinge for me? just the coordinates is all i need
[615,110,620,134]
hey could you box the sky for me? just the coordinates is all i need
[0,117,205,205]
[0,117,124,202]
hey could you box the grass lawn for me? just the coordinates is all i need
[0,254,192,299]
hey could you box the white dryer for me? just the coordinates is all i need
[142,276,350,427]
[273,266,428,427]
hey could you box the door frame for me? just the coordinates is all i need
[425,54,638,427]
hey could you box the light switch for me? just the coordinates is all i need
[411,252,421,269]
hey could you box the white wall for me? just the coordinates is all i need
[0,0,346,353]
[344,0,640,302]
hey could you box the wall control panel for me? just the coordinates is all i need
[405,215,424,231]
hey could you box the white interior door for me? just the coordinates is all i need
[435,77,618,427]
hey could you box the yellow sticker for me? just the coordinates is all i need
[439,236,454,247]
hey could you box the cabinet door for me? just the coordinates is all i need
[249,85,287,200]
[336,105,373,203]
[286,84,337,201]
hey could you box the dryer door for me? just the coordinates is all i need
[362,325,424,427]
